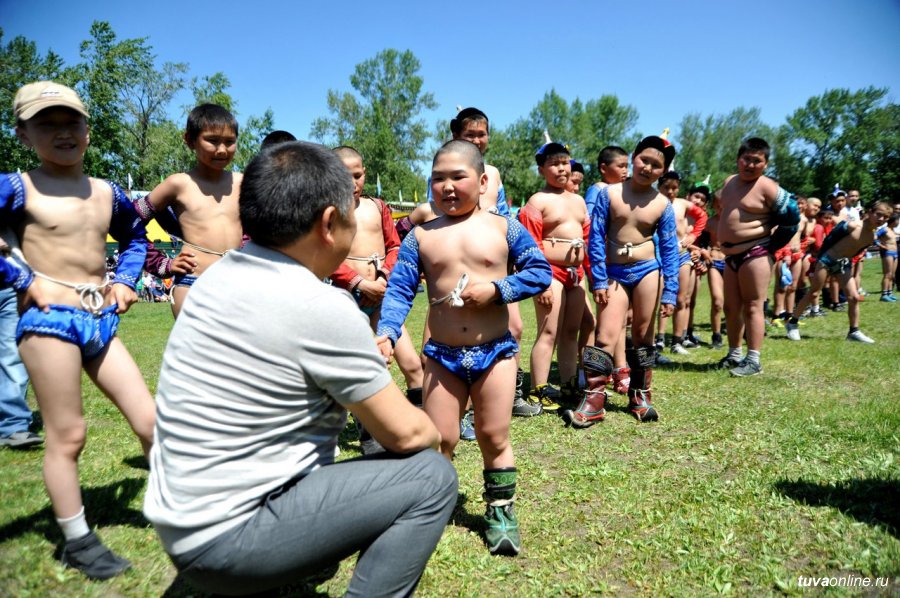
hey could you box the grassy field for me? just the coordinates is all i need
[1,267,898,597]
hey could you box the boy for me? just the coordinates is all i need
[655,172,707,354]
[716,137,798,376]
[330,146,425,453]
[584,146,631,393]
[3,81,155,578]
[699,192,727,348]
[562,136,679,427]
[133,104,243,317]
[772,196,820,323]
[785,202,892,342]
[377,140,551,555]
[567,160,585,194]
[876,214,897,302]
[519,142,590,411]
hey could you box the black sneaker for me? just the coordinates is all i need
[730,359,762,377]
[715,354,743,370]
[61,531,131,580]
[0,431,43,449]
[511,396,543,417]
[710,333,723,349]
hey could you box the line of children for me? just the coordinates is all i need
[377,139,551,556]
[3,81,156,579]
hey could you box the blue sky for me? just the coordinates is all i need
[5,0,900,156]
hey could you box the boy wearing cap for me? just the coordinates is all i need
[715,137,799,376]
[2,81,155,579]
[518,142,590,411]
[562,136,679,427]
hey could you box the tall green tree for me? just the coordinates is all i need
[311,49,437,201]
[0,29,67,172]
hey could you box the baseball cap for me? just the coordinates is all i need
[14,81,88,121]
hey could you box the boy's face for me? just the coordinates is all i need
[341,156,366,201]
[867,206,891,228]
[830,196,846,211]
[737,151,767,181]
[456,120,489,155]
[847,190,860,205]
[538,154,571,189]
[16,107,89,167]
[820,212,834,225]
[687,191,707,208]
[804,200,821,218]
[632,149,666,187]
[600,156,629,184]
[658,178,680,200]
[187,125,237,171]
[566,171,584,193]
[431,151,488,217]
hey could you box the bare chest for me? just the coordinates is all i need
[418,220,508,277]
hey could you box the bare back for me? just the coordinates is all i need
[605,183,668,264]
[18,171,114,308]
[417,210,511,346]
[717,174,779,254]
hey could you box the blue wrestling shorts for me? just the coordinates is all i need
[818,254,850,275]
[423,331,518,385]
[679,251,691,268]
[352,288,379,316]
[173,273,198,288]
[607,259,661,291]
[16,304,119,361]
[711,259,726,273]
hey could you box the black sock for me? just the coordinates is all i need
[849,327,859,334]
[789,316,799,325]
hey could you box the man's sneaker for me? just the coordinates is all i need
[460,409,476,441]
[0,431,43,449]
[881,294,897,303]
[710,333,724,349]
[670,342,690,355]
[684,333,703,348]
[511,396,542,417]
[730,359,762,377]
[654,335,665,352]
[484,503,520,556]
[785,322,801,341]
[61,531,131,580]
[655,353,674,366]
[846,330,875,344]
[530,384,560,412]
[715,354,743,370]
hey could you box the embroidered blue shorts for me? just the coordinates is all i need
[679,251,691,268]
[423,331,518,385]
[606,259,660,291]
[711,259,726,273]
[17,304,119,361]
[173,273,198,288]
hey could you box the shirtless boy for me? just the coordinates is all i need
[519,142,590,411]
[133,104,242,317]
[785,202,892,343]
[772,196,819,323]
[562,136,679,427]
[655,171,707,355]
[716,137,799,376]
[701,192,727,348]
[330,146,425,453]
[377,140,551,555]
[3,81,155,579]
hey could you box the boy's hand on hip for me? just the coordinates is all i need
[112,283,138,313]
[537,288,553,306]
[593,289,608,305]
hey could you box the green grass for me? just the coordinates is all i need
[1,270,898,596]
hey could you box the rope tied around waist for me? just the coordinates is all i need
[430,273,469,307]
[610,238,653,258]
[346,253,386,271]
[545,237,585,250]
[169,234,230,257]
[12,248,108,314]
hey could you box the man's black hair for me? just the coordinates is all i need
[240,141,354,247]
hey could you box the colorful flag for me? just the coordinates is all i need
[376,174,382,198]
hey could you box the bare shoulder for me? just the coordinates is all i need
[230,171,243,189]
[485,163,501,182]
[758,175,779,196]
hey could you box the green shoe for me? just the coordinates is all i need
[484,502,521,556]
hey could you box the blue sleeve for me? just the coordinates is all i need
[588,187,610,290]
[107,181,148,290]
[0,174,33,291]
[493,216,551,303]
[376,231,422,345]
[584,184,600,218]
[769,186,800,250]
[495,185,510,217]
[657,202,680,305]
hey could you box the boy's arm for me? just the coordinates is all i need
[767,187,800,252]
[144,241,174,278]
[588,187,611,291]
[375,231,422,345]
[492,217,552,303]
[817,221,852,258]
[378,198,401,276]
[330,263,364,291]
[683,202,708,247]
[495,183,510,217]
[0,175,33,291]
[133,176,179,222]
[584,184,600,218]
[657,202,680,306]
[108,181,149,291]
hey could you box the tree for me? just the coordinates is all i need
[311,49,437,201]
[675,107,774,192]
[774,87,892,199]
[0,28,67,173]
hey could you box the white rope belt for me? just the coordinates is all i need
[169,234,229,257]
[610,239,653,258]
[346,253,386,271]
[545,237,585,249]
[13,248,108,313]
[430,273,468,307]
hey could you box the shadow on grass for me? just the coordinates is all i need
[774,478,899,538]
[161,570,334,597]
[0,477,147,545]
[123,455,149,470]
[450,492,484,536]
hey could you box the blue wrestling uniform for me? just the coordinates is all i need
[376,214,551,350]
[17,304,119,361]
[587,186,680,305]
[173,273,199,288]
[423,331,519,384]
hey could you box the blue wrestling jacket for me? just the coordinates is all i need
[0,173,148,291]
[588,186,680,305]
[376,214,551,345]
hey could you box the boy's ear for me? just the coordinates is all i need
[183,131,193,149]
[479,172,489,195]
[15,126,33,148]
